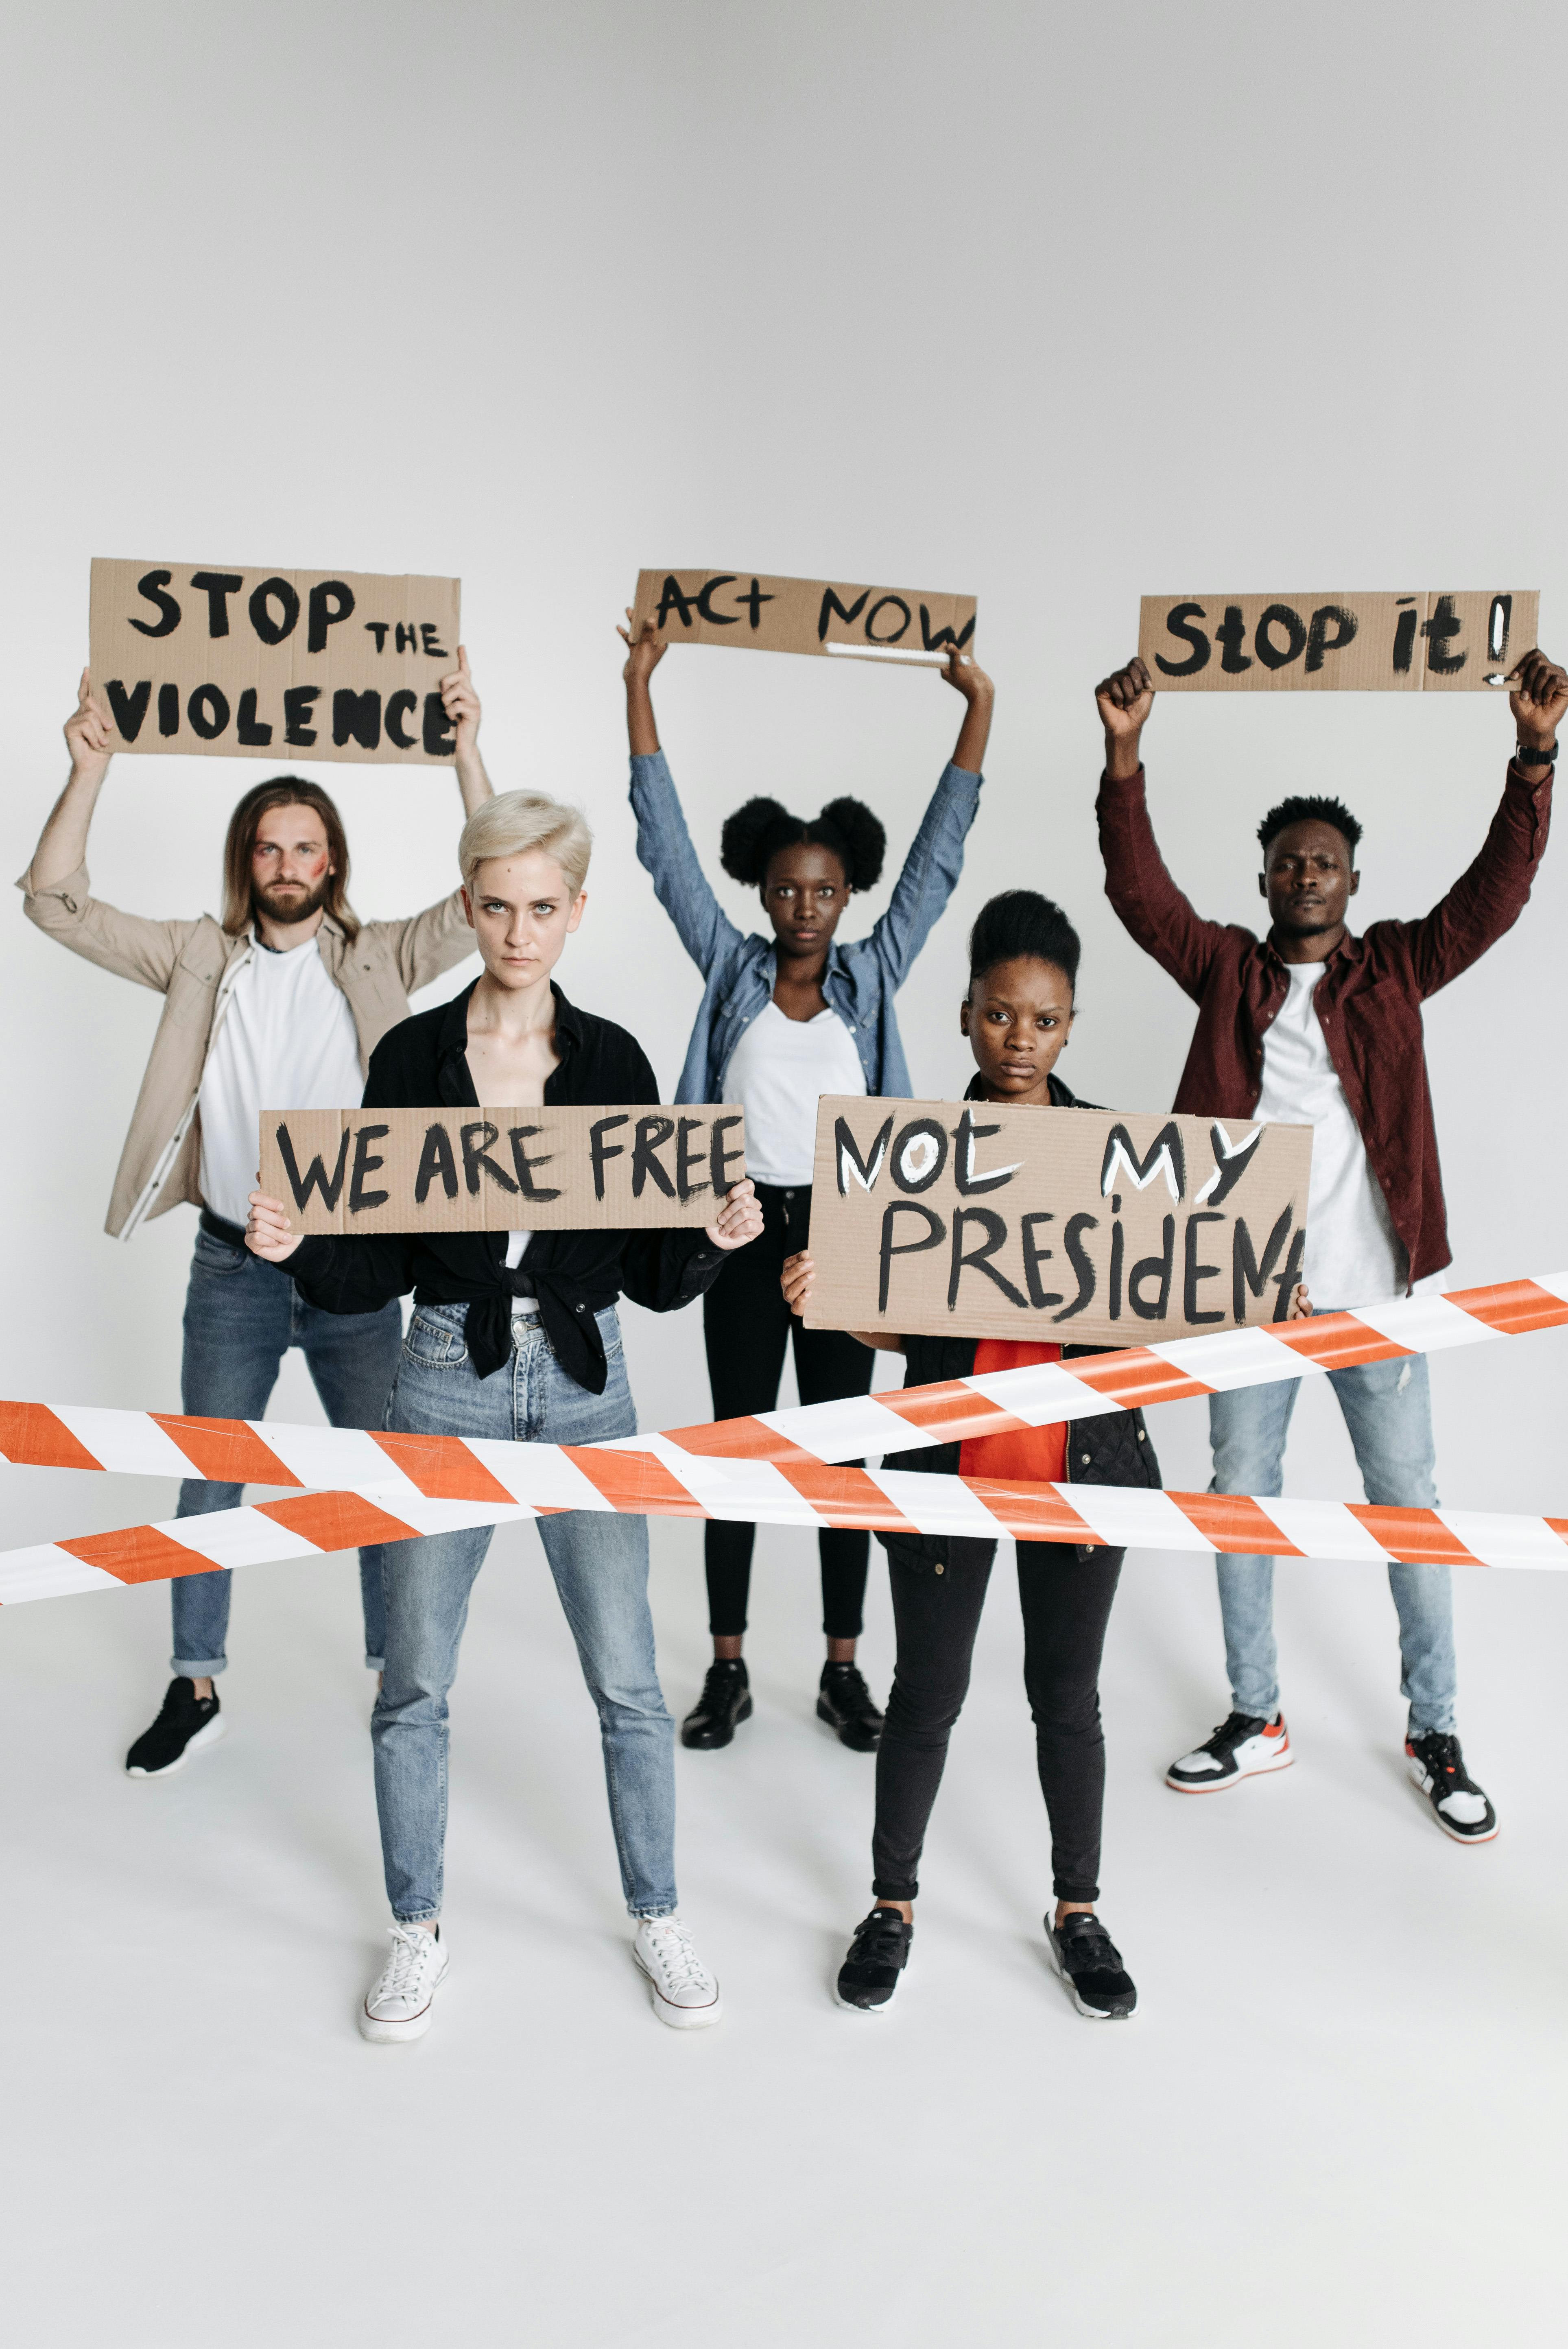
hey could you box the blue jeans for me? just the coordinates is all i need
[172,1223,403,1676]
[1208,1348,1456,1736]
[368,1300,677,1925]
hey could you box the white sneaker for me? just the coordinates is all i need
[1166,1709,1293,1792]
[633,1915,723,2030]
[360,1924,448,2043]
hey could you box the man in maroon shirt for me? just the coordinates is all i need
[1094,646,1566,1842]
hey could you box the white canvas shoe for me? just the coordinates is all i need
[633,1916,723,2030]
[360,1925,448,2043]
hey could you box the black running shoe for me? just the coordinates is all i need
[1047,1911,1137,2019]
[680,1659,753,1750]
[125,1678,225,1779]
[836,1908,912,2012]
[816,1661,885,1752]
[1406,1731,1499,1844]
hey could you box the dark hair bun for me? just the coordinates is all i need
[718,793,887,893]
[967,890,1081,993]
[719,797,793,885]
[815,798,886,891]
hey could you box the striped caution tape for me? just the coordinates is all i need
[5,1460,1568,1608]
[2,1270,1565,1500]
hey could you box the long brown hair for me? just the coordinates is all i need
[221,777,359,940]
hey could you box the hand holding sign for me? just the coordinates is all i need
[64,669,115,784]
[247,1172,765,1259]
[1509,648,1568,758]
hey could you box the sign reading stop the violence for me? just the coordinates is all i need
[1138,589,1538,691]
[629,568,976,666]
[89,559,463,763]
[260,1104,748,1235]
[803,1097,1313,1350]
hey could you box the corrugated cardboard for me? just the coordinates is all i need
[1137,591,1539,692]
[802,1097,1312,1348]
[629,568,976,666]
[259,1105,747,1236]
[89,559,463,762]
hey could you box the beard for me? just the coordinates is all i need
[252,872,333,926]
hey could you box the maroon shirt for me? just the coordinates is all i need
[1097,760,1552,1286]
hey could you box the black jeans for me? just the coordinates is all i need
[702,1182,874,1639]
[872,1534,1124,1904]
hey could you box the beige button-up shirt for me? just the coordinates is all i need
[17,858,476,1237]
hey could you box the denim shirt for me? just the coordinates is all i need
[629,749,983,1104]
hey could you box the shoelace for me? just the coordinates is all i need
[1057,1916,1122,1970]
[698,1664,744,1709]
[642,1919,709,1994]
[377,1925,437,2000]
[1201,1710,1267,1755]
[827,1665,875,1711]
[1414,1734,1476,1790]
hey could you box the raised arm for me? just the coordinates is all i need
[440,645,495,817]
[1402,647,1563,996]
[1094,655,1232,999]
[28,670,114,892]
[618,615,740,974]
[867,647,992,986]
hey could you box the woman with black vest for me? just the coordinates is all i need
[620,614,991,1755]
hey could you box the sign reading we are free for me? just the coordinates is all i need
[89,559,463,763]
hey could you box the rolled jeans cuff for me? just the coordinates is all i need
[170,1654,228,1678]
[630,1902,679,1921]
[871,1874,919,1903]
[1053,1875,1101,1903]
[392,1909,441,1928]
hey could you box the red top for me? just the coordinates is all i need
[958,1340,1067,1485]
[1096,760,1552,1287]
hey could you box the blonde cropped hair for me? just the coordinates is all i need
[459,790,594,898]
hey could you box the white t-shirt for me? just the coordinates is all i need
[1254,959,1439,1311]
[197,935,365,1230]
[723,1001,867,1187]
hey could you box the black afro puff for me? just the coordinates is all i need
[718,795,887,892]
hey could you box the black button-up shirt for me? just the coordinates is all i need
[287,978,725,1392]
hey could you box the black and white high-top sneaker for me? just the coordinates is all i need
[1166,1709,1292,1792]
[1406,1731,1499,1844]
[125,1678,225,1779]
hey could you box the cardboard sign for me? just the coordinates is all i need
[629,568,976,666]
[802,1097,1312,1348]
[89,559,463,762]
[1138,590,1538,692]
[259,1105,747,1236]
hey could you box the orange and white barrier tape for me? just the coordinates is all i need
[2,1270,1565,1503]
[6,1463,1568,1608]
[1,1266,1565,1607]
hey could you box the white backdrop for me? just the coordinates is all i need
[3,7,1567,2344]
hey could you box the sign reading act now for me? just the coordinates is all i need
[630,568,976,666]
[90,559,463,763]
[803,1098,1312,1349]
[1138,590,1538,691]
[259,1106,747,1235]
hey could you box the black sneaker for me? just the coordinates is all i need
[1406,1731,1499,1844]
[1166,1709,1292,1792]
[125,1678,225,1779]
[680,1659,753,1750]
[1048,1911,1137,2019]
[836,1908,912,2012]
[816,1661,885,1752]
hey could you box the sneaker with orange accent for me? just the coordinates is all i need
[1406,1731,1498,1844]
[1166,1709,1292,1792]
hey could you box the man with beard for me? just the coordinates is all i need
[20,658,493,1775]
[1093,645,1566,1844]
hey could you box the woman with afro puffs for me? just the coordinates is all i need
[620,613,993,1754]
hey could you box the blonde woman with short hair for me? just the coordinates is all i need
[249,787,762,2044]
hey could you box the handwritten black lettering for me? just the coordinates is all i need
[460,1122,519,1196]
[349,1124,391,1214]
[1233,1205,1294,1320]
[694,576,739,625]
[307,579,356,654]
[415,1124,459,1204]
[420,623,449,659]
[284,686,320,747]
[129,570,181,639]
[186,685,230,741]
[385,690,418,749]
[836,1114,893,1196]
[1423,593,1466,675]
[656,577,696,630]
[1255,604,1307,670]
[1217,605,1252,674]
[157,683,179,737]
[632,1116,677,1198]
[236,689,272,747]
[1128,1215,1175,1319]
[1306,603,1357,672]
[507,1127,561,1202]
[248,577,299,645]
[422,692,456,757]
[333,688,381,751]
[189,571,243,638]
[952,1109,1021,1196]
[105,680,151,741]
[878,1201,943,1313]
[274,1122,351,1212]
[1052,1213,1100,1322]
[890,1117,948,1195]
[1183,1211,1226,1324]
[1154,602,1210,677]
[948,1207,1028,1311]
[675,1118,711,1203]
[864,595,911,645]
[590,1116,629,1200]
[364,622,390,651]
[1020,1213,1063,1309]
[919,605,976,653]
[817,587,870,640]
[710,1114,746,1197]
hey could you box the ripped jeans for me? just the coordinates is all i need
[1208,1349,1456,1736]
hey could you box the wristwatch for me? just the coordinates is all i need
[1516,739,1558,764]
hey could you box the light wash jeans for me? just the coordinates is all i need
[172,1221,402,1676]
[367,1299,677,1925]
[1208,1346,1456,1736]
